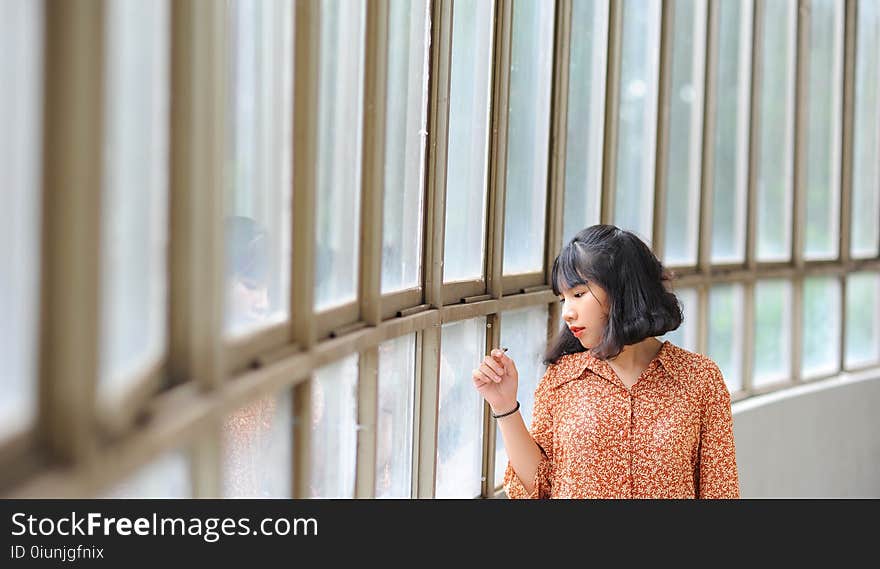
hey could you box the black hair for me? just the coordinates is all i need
[225,216,268,283]
[544,224,682,364]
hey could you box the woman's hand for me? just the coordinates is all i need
[472,348,519,416]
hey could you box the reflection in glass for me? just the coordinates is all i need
[376,334,416,498]
[804,0,843,260]
[382,0,430,293]
[503,0,555,275]
[851,0,880,259]
[563,0,609,244]
[104,450,191,498]
[223,391,292,497]
[711,0,751,263]
[311,354,359,498]
[315,0,365,309]
[802,277,840,378]
[664,0,707,266]
[437,317,486,498]
[664,287,698,353]
[100,0,170,397]
[708,284,744,393]
[845,272,880,368]
[756,0,796,261]
[614,0,661,243]
[0,0,42,439]
[495,306,548,488]
[225,0,293,335]
[443,0,493,282]
[753,280,792,387]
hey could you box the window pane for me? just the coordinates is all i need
[664,287,698,353]
[382,0,430,293]
[852,0,880,258]
[756,0,796,262]
[104,450,191,498]
[0,0,42,439]
[225,0,294,335]
[708,284,744,393]
[711,0,751,263]
[753,279,793,387]
[802,276,841,378]
[845,272,880,367]
[563,0,608,244]
[223,391,293,498]
[437,317,486,498]
[614,0,661,242]
[494,306,548,488]
[376,334,416,498]
[100,0,170,396]
[663,0,707,266]
[315,0,365,309]
[443,0,493,283]
[311,353,359,498]
[804,0,843,260]
[503,0,555,275]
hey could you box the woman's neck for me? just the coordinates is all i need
[608,337,662,375]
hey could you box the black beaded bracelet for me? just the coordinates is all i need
[491,401,520,419]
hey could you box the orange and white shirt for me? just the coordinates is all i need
[503,340,740,499]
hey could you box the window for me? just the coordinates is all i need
[614,0,662,242]
[376,334,416,498]
[225,0,294,336]
[710,0,751,264]
[315,0,366,310]
[845,272,880,368]
[382,0,430,294]
[443,0,494,283]
[563,0,609,244]
[802,276,841,378]
[663,0,707,267]
[436,318,486,498]
[708,284,745,393]
[804,0,843,260]
[756,0,796,262]
[310,353,359,498]
[222,391,293,498]
[753,279,793,388]
[104,450,192,498]
[494,306,548,488]
[503,0,555,275]
[0,0,42,439]
[99,0,170,398]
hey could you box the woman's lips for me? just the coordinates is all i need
[570,327,585,338]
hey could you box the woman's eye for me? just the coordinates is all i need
[574,292,583,298]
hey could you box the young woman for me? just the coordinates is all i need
[473,224,739,499]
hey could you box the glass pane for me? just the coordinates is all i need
[802,276,841,378]
[225,0,294,335]
[494,306,548,488]
[104,450,191,498]
[845,272,880,367]
[100,0,170,396]
[222,391,293,497]
[563,0,609,244]
[0,0,42,439]
[382,0,430,293]
[708,284,744,393]
[756,0,796,262]
[376,334,416,498]
[852,0,880,259]
[614,0,661,242]
[310,353,359,498]
[664,287,698,353]
[437,317,486,498]
[443,0,493,282]
[804,0,843,260]
[663,0,707,266]
[315,0,365,309]
[503,0,555,275]
[753,279,793,387]
[711,0,751,263]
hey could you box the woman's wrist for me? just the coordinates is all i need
[491,401,520,419]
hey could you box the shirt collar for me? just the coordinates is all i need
[548,340,686,389]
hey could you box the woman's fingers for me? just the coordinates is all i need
[472,369,492,387]
[483,356,505,377]
[480,362,503,383]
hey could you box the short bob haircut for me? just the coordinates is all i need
[545,224,682,364]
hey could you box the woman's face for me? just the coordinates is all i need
[558,280,609,349]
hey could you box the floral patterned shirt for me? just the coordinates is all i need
[503,340,740,499]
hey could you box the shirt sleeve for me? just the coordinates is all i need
[696,362,741,499]
[502,366,555,499]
